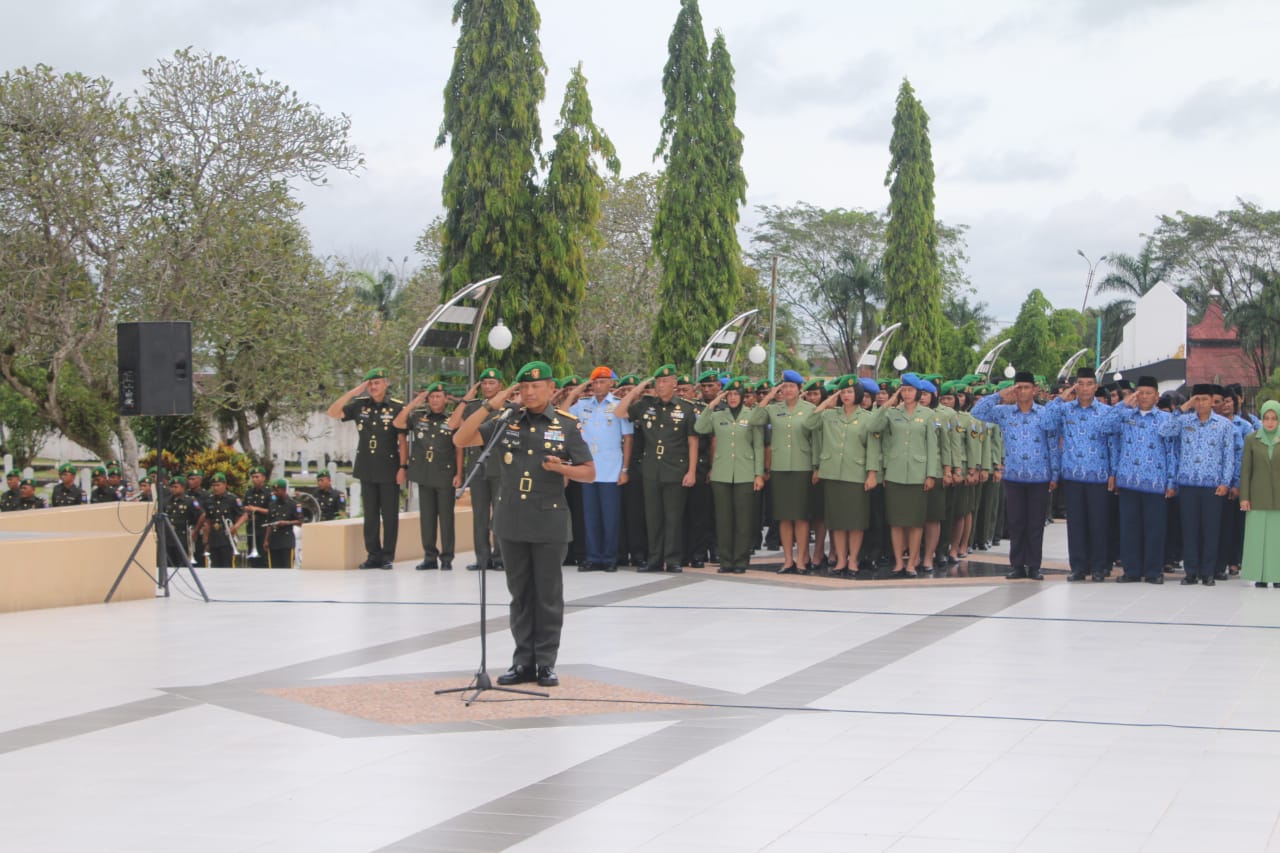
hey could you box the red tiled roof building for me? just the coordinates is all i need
[1185,300,1260,389]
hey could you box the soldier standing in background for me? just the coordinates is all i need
[395,381,460,571]
[51,463,86,507]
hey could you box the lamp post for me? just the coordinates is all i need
[487,319,512,352]
[892,353,908,374]
[1004,363,1016,380]
[1077,249,1108,369]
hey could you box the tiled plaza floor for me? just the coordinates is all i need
[4,521,1280,851]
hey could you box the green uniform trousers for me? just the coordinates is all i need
[497,537,566,669]
[644,476,687,569]
[418,483,455,561]
[712,481,756,571]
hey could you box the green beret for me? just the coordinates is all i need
[802,378,823,392]
[139,476,153,485]
[186,469,203,478]
[753,380,771,392]
[107,466,121,475]
[554,377,571,389]
[6,470,20,478]
[617,374,638,387]
[653,364,678,378]
[697,370,720,383]
[363,368,387,381]
[210,472,227,483]
[477,367,503,382]
[676,374,692,385]
[92,466,107,477]
[922,374,942,384]
[147,466,158,476]
[832,375,858,391]
[249,466,266,476]
[272,478,288,488]
[419,381,444,393]
[515,361,554,382]
[960,374,982,386]
[887,379,901,390]
[723,377,747,393]
[317,469,331,478]
[20,478,35,488]
[57,463,76,475]
[996,380,1014,391]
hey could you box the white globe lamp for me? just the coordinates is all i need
[748,343,767,365]
[487,320,512,351]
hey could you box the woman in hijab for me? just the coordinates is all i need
[1241,399,1280,587]
[695,378,765,574]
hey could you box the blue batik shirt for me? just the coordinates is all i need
[1229,415,1253,487]
[570,393,633,483]
[1096,405,1177,494]
[1159,411,1237,489]
[972,395,1059,483]
[1042,398,1116,484]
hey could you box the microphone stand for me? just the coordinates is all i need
[436,405,547,704]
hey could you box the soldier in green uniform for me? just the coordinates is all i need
[242,466,272,568]
[14,479,47,510]
[186,469,213,563]
[264,479,304,568]
[51,463,86,507]
[395,381,460,571]
[867,374,942,578]
[89,467,119,503]
[203,473,246,567]
[313,470,347,521]
[165,478,204,567]
[615,364,700,573]
[448,367,509,572]
[135,476,154,503]
[614,374,649,567]
[752,371,818,573]
[328,368,408,570]
[1,469,21,511]
[106,465,126,500]
[681,370,718,568]
[804,376,882,578]
[454,361,595,688]
[695,377,764,574]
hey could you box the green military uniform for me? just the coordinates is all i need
[164,486,203,568]
[243,468,272,568]
[203,476,244,568]
[407,383,457,570]
[341,368,406,567]
[265,480,303,568]
[50,464,85,507]
[459,367,509,571]
[89,467,119,504]
[867,401,942,528]
[695,379,763,573]
[12,479,47,511]
[803,399,882,531]
[628,365,699,572]
[480,361,593,682]
[1,470,20,512]
[749,397,817,520]
[313,473,347,521]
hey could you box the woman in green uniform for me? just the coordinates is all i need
[867,373,941,578]
[695,378,765,574]
[803,375,881,578]
[752,370,817,573]
[1241,400,1280,587]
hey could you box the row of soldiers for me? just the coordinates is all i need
[1,464,136,510]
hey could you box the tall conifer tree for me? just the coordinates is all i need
[436,0,546,372]
[882,78,945,373]
[533,64,620,373]
[650,0,746,367]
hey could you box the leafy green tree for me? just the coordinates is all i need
[882,78,945,374]
[1096,236,1170,318]
[1225,266,1280,386]
[1002,289,1057,379]
[530,63,619,373]
[436,0,546,373]
[650,1,746,368]
[132,413,211,461]
[0,384,55,469]
[1154,199,1280,316]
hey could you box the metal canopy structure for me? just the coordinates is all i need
[1056,348,1090,385]
[694,309,759,377]
[974,339,1012,383]
[405,275,502,394]
[856,322,902,375]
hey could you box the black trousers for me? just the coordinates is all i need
[247,517,269,568]
[643,476,688,569]
[470,474,500,567]
[1003,481,1049,571]
[497,537,566,669]
[684,480,714,562]
[1179,486,1224,580]
[618,475,647,563]
[417,483,455,561]
[1118,489,1167,580]
[207,544,234,568]
[1063,480,1110,578]
[361,479,400,564]
[1217,495,1244,570]
[566,481,586,564]
[267,546,294,568]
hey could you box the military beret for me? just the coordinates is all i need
[6,469,20,478]
[249,466,266,476]
[554,377,572,389]
[753,380,772,392]
[317,469,331,478]
[210,472,227,483]
[92,466,107,477]
[724,377,748,393]
[147,466,158,476]
[997,379,1015,390]
[106,466,121,475]
[617,374,638,387]
[676,374,692,385]
[477,367,504,382]
[802,378,823,392]
[272,478,288,488]
[57,463,76,475]
[960,374,983,386]
[563,374,583,386]
[515,361,553,382]
[419,381,444,393]
[653,364,678,378]
[697,370,720,384]
[589,366,615,381]
[780,369,804,385]
[186,469,203,478]
[922,374,942,384]
[362,368,388,381]
[900,372,922,390]
[831,375,858,391]
[20,478,35,488]
[920,380,938,395]
[859,378,881,394]
[139,476,153,485]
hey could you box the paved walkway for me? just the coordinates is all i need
[4,521,1280,851]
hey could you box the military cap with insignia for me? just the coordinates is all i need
[515,361,554,382]
[210,472,227,483]
[186,469,203,478]
[723,376,749,392]
[617,374,639,387]
[780,369,804,385]
[249,465,266,476]
[317,469,331,478]
[92,466,107,477]
[697,369,720,384]
[57,462,76,475]
[802,377,823,392]
[20,478,35,488]
[6,469,20,478]
[477,367,504,382]
[589,366,615,381]
[859,377,880,394]
[653,364,678,379]
[272,478,288,488]
[363,367,388,381]
[831,374,859,391]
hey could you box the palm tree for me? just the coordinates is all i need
[1095,236,1170,316]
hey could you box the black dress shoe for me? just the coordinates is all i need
[488,560,505,571]
[1144,576,1163,584]
[1067,573,1086,582]
[416,560,438,571]
[1273,583,1280,588]
[382,561,394,570]
[357,560,380,570]
[1255,582,1267,588]
[1027,568,1044,580]
[441,560,452,571]
[732,566,747,574]
[497,665,536,685]
[777,565,799,574]
[536,666,559,687]
[1115,575,1140,583]
[690,559,705,568]
[1214,571,1228,581]
[1006,568,1028,579]
[1180,577,1198,585]
[603,563,617,573]
[717,566,734,573]
[631,556,648,567]
[1203,578,1216,586]
[665,563,683,573]
[638,563,664,573]
[578,562,598,572]
[466,562,481,571]
[1092,574,1107,582]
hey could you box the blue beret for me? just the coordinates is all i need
[920,380,937,395]
[900,372,921,390]
[781,369,804,385]
[859,378,880,394]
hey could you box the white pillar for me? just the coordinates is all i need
[348,479,362,517]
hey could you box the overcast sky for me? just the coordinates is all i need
[6,0,1279,324]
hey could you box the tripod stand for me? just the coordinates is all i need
[106,419,208,603]
[436,405,546,704]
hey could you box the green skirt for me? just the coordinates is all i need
[807,478,825,523]
[1241,510,1280,582]
[925,478,946,522]
[771,470,811,520]
[885,480,927,528]
[823,479,869,531]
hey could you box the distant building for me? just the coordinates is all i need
[1103,283,1187,393]
[1185,300,1260,391]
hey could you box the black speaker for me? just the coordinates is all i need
[117,322,194,416]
